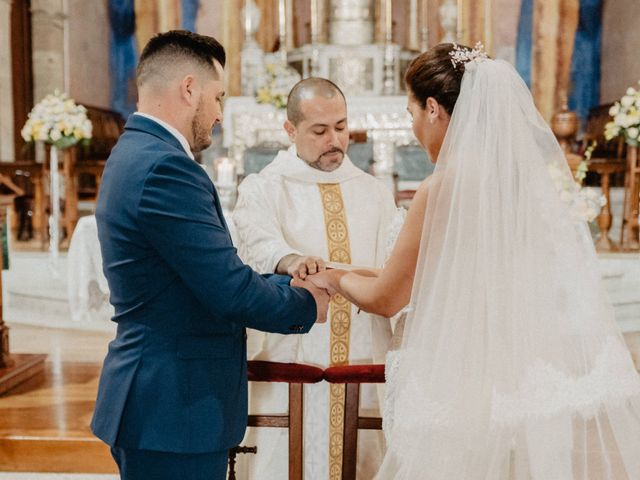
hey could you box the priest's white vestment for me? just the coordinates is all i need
[232,145,398,480]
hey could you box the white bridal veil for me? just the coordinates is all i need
[377,58,640,479]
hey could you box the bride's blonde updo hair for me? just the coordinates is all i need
[404,43,468,115]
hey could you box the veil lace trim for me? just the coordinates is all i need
[491,337,640,425]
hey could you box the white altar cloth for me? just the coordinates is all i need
[67,215,113,323]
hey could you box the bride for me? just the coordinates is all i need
[309,43,640,479]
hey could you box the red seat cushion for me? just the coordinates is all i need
[247,361,324,384]
[323,364,386,384]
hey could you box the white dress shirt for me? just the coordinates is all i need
[134,112,195,160]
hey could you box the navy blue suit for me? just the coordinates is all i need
[91,115,316,477]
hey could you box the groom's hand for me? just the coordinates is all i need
[292,277,330,324]
[277,254,327,280]
[307,269,346,296]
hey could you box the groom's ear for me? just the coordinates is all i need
[284,120,297,142]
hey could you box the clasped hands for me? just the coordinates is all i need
[280,255,343,325]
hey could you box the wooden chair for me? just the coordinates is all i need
[323,364,385,480]
[227,360,324,480]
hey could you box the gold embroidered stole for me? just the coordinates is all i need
[318,183,352,480]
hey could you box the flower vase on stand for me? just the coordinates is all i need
[20,90,93,276]
[48,145,62,277]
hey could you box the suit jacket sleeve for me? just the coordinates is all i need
[136,154,317,334]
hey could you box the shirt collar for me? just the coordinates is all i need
[259,145,364,184]
[134,112,195,160]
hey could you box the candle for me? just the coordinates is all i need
[311,0,318,43]
[484,0,492,55]
[421,0,428,34]
[279,0,286,43]
[385,0,393,42]
[244,2,251,36]
[457,0,463,43]
[216,157,236,186]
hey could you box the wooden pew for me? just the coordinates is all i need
[0,105,124,246]
[59,105,125,236]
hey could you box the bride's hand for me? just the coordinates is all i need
[307,269,346,296]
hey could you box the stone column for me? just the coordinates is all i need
[31,0,66,104]
[0,0,14,161]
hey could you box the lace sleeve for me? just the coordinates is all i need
[385,207,407,260]
[384,207,409,343]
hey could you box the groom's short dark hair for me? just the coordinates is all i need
[136,30,226,87]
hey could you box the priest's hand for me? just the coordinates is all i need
[291,277,330,324]
[276,254,327,280]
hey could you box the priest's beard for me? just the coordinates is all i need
[191,99,212,153]
[308,147,344,172]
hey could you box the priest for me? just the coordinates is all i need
[232,77,400,479]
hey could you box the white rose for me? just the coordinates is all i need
[50,128,62,141]
[627,127,639,139]
[609,104,620,116]
[627,87,637,96]
[619,114,633,128]
[21,126,31,141]
[621,96,634,108]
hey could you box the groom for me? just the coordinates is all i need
[91,31,330,480]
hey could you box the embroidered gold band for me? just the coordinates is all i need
[318,183,352,480]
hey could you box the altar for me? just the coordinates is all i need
[225,0,435,192]
[223,95,430,192]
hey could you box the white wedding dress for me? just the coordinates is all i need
[377,59,640,479]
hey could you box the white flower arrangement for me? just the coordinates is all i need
[254,59,301,109]
[605,82,640,147]
[548,148,606,224]
[21,90,92,150]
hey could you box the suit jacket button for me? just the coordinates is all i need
[289,324,302,332]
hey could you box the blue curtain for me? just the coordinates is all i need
[515,0,534,88]
[181,0,200,32]
[109,0,138,118]
[515,0,602,124]
[568,0,602,124]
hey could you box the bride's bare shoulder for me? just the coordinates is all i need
[413,171,442,206]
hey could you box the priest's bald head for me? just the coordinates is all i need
[284,78,349,172]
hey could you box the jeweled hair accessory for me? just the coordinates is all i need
[449,42,488,68]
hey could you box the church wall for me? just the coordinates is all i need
[601,0,640,104]
[31,0,66,103]
[67,0,110,109]
[492,0,521,64]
